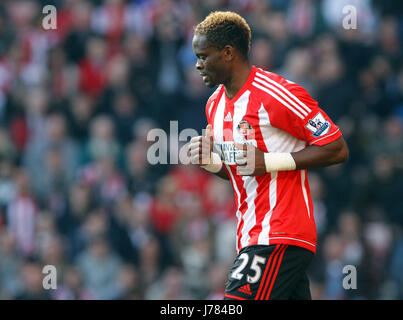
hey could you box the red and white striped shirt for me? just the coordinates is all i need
[7,195,38,256]
[206,66,343,254]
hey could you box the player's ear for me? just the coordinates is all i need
[223,45,234,62]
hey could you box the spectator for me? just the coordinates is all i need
[83,114,121,163]
[145,266,191,300]
[14,258,52,300]
[116,263,143,299]
[76,235,122,299]
[6,169,37,257]
[53,266,93,300]
[138,236,164,290]
[205,262,228,300]
[0,0,400,300]
[24,112,80,204]
[0,230,23,299]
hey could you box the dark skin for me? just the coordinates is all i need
[192,33,252,98]
[190,33,349,179]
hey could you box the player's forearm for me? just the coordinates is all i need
[212,166,229,180]
[199,152,229,180]
[291,137,349,170]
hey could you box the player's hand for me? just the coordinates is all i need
[188,124,214,166]
[234,143,266,176]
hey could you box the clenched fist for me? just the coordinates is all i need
[234,142,266,176]
[188,124,214,166]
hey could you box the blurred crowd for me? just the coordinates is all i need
[0,0,402,300]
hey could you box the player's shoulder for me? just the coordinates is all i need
[207,84,224,103]
[205,85,224,120]
[250,67,317,120]
[250,67,315,110]
[251,67,309,99]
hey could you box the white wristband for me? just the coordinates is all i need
[200,152,223,173]
[264,153,296,172]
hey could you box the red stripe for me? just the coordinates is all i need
[303,169,314,218]
[265,245,288,300]
[305,170,314,217]
[224,294,247,300]
[208,86,224,124]
[208,86,222,120]
[254,244,281,300]
[259,244,287,300]
[224,165,239,207]
[230,166,248,252]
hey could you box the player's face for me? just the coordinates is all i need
[192,34,228,88]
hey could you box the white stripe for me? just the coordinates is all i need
[240,176,258,248]
[258,103,306,153]
[257,103,274,150]
[257,172,277,245]
[21,199,33,252]
[301,170,310,218]
[213,94,225,143]
[258,103,271,127]
[310,128,340,145]
[254,76,309,117]
[17,200,25,237]
[252,82,305,120]
[256,69,312,113]
[269,237,316,247]
[25,200,35,252]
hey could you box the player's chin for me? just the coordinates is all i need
[204,79,217,88]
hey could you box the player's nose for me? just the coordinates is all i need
[195,59,203,70]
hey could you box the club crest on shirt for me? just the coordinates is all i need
[306,112,330,137]
[237,118,255,141]
[213,119,257,165]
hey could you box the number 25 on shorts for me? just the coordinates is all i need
[231,253,266,284]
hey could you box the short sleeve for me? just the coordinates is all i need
[265,83,342,146]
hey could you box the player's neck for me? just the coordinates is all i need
[224,61,252,100]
